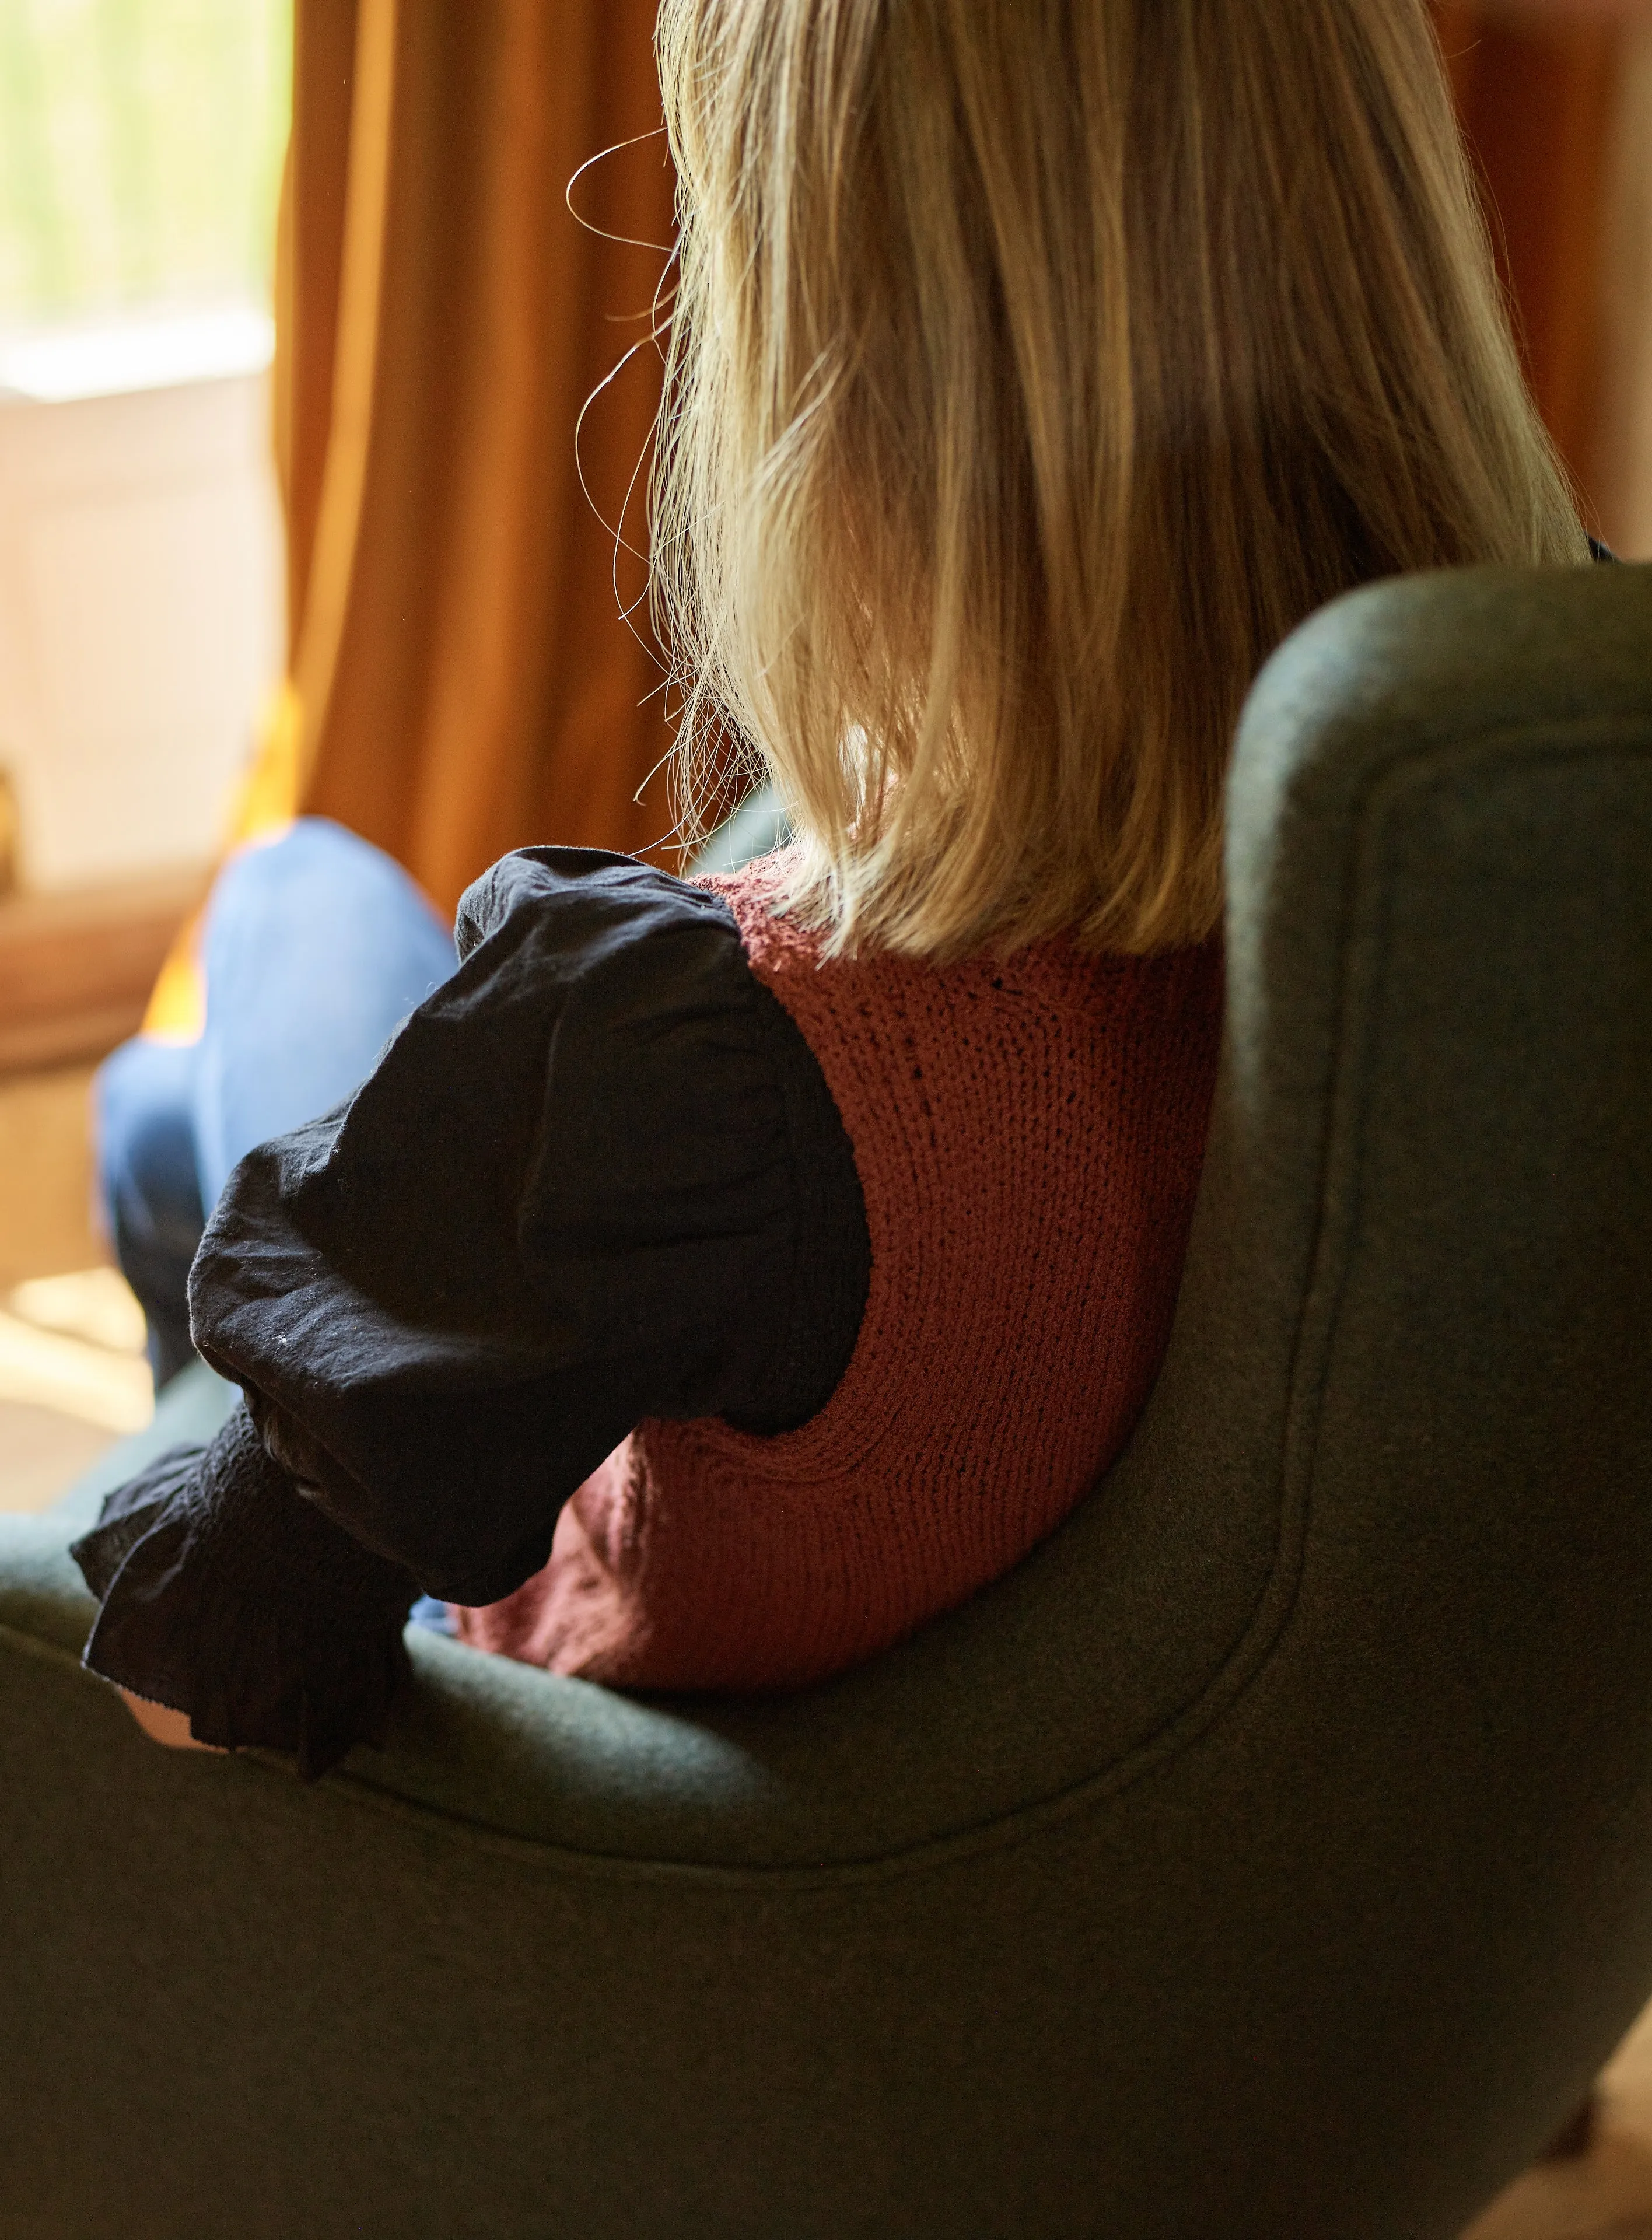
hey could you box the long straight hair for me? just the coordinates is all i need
[652,0,1589,957]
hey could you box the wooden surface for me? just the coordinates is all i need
[0,864,206,1075]
[0,1063,104,1287]
[0,1073,148,1510]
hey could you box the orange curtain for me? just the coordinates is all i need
[1435,0,1652,547]
[276,0,677,919]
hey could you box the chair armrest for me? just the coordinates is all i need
[0,1334,1262,1878]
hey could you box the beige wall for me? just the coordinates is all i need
[0,370,283,893]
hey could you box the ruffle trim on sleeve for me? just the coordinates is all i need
[70,1404,420,1780]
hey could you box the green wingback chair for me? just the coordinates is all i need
[2,562,1650,2240]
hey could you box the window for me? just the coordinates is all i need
[0,0,290,395]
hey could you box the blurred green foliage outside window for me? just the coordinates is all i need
[0,0,292,328]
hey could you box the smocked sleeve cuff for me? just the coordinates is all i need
[69,1402,421,1780]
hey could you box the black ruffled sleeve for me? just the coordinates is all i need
[72,848,869,1776]
[71,1409,418,1779]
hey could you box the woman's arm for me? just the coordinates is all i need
[72,849,869,1774]
[121,1695,213,1748]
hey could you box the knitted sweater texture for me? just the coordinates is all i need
[457,862,1224,1690]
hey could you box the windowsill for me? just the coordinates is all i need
[0,303,274,407]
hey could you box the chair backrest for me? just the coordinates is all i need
[402,560,1652,1860]
[365,561,1652,2233]
[13,562,1650,2238]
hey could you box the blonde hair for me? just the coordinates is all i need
[652,0,1589,958]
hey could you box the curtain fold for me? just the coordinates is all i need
[1437,2,1616,502]
[1592,16,1652,555]
[276,0,677,915]
[1435,0,1652,552]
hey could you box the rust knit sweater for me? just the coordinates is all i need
[457,862,1223,1691]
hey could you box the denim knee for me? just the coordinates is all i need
[94,1036,205,1387]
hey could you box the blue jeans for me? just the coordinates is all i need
[96,818,459,1391]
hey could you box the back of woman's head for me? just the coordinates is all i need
[654,0,1588,957]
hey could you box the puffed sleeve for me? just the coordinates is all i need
[71,1410,419,1779]
[71,848,869,1774]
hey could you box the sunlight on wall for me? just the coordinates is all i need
[0,373,284,888]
